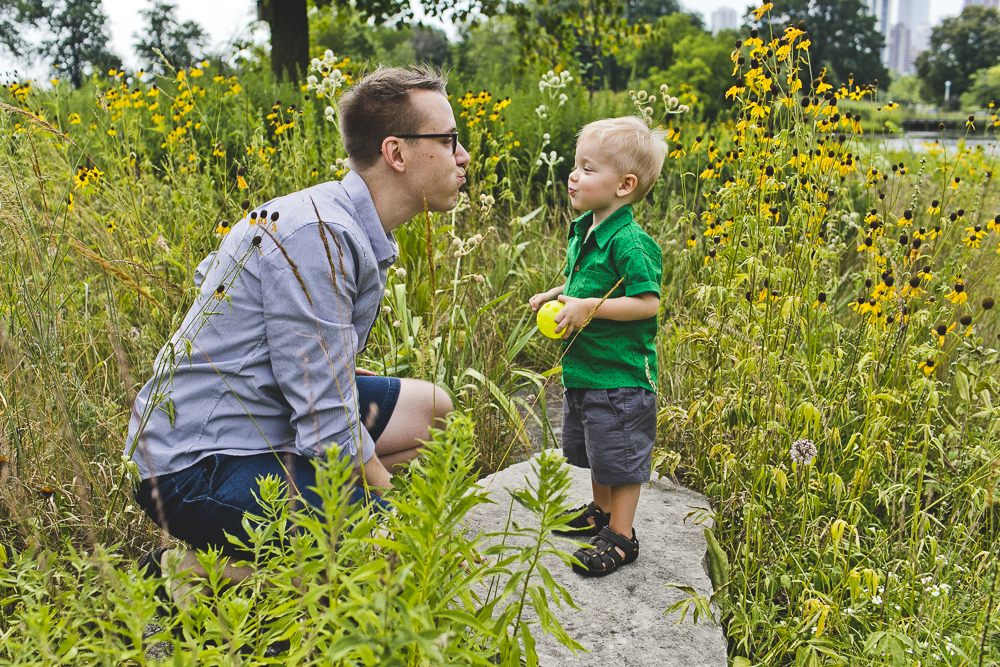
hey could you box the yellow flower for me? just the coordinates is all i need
[857,236,875,252]
[951,177,961,190]
[945,280,967,304]
[918,358,936,376]
[237,175,248,189]
[752,2,773,19]
[190,68,204,77]
[67,193,74,212]
[68,113,81,125]
[106,219,115,233]
[932,322,956,346]
[926,200,940,216]
[687,234,697,249]
[812,292,828,309]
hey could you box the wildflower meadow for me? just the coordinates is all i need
[1,3,999,665]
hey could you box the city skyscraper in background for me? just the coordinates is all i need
[962,0,998,8]
[711,6,738,33]
[881,0,933,74]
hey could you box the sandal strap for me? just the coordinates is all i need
[594,527,638,554]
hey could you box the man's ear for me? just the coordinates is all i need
[381,137,406,173]
[617,174,638,198]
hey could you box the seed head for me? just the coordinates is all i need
[790,439,818,465]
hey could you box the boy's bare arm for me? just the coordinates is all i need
[554,292,658,337]
[588,293,659,321]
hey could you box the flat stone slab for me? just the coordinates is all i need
[467,454,727,667]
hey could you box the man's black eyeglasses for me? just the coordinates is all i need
[394,132,458,155]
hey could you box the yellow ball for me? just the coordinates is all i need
[537,300,565,339]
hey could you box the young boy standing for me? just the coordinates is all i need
[529,116,667,576]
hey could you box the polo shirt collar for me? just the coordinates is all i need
[342,170,398,265]
[572,205,634,250]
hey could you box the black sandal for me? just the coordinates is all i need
[571,527,639,576]
[553,502,611,537]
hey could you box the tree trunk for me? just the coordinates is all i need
[261,0,309,81]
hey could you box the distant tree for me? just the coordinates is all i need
[625,0,681,25]
[259,0,502,82]
[0,0,45,58]
[410,25,450,67]
[760,0,887,87]
[960,64,1000,109]
[43,0,119,87]
[135,1,207,73]
[914,6,1000,107]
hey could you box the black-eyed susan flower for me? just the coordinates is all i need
[900,275,926,298]
[913,227,927,241]
[214,284,226,300]
[857,235,875,252]
[945,279,967,305]
[951,177,961,190]
[215,220,231,235]
[983,296,995,310]
[899,209,913,226]
[106,219,115,233]
[704,247,717,265]
[963,225,986,248]
[959,313,973,336]
[928,225,942,240]
[927,200,941,216]
[812,292,827,309]
[670,143,686,159]
[989,215,1000,233]
[687,234,697,249]
[933,322,955,346]
[918,358,936,375]
[236,165,248,189]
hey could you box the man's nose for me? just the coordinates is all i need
[455,141,471,167]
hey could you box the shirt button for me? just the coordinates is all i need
[574,265,580,271]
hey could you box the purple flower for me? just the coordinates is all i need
[790,438,818,465]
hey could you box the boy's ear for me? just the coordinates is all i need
[617,174,638,199]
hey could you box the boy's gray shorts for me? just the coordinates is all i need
[561,387,657,486]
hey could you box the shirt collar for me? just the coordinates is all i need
[571,205,634,250]
[342,170,398,265]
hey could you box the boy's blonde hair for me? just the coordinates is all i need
[577,116,669,201]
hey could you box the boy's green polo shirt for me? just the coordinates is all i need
[562,205,662,391]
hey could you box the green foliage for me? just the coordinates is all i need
[915,5,1000,106]
[762,0,888,86]
[886,73,924,108]
[0,415,583,665]
[960,64,1000,111]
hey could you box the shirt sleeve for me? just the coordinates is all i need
[259,222,376,463]
[617,241,663,298]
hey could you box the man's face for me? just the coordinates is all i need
[403,90,470,212]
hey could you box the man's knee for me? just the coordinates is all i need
[431,384,453,423]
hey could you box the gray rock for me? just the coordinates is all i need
[467,453,728,667]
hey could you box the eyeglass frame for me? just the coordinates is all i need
[393,132,459,155]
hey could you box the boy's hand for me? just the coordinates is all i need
[529,284,566,313]
[529,291,550,314]
[555,295,596,338]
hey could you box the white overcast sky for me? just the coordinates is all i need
[0,0,970,80]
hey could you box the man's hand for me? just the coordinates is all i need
[554,295,597,338]
[356,367,377,376]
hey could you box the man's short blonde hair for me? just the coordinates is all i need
[577,116,669,201]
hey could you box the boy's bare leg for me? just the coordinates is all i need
[590,482,640,558]
[592,479,612,520]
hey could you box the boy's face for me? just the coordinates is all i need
[567,137,634,215]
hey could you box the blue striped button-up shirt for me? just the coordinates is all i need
[125,171,397,480]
